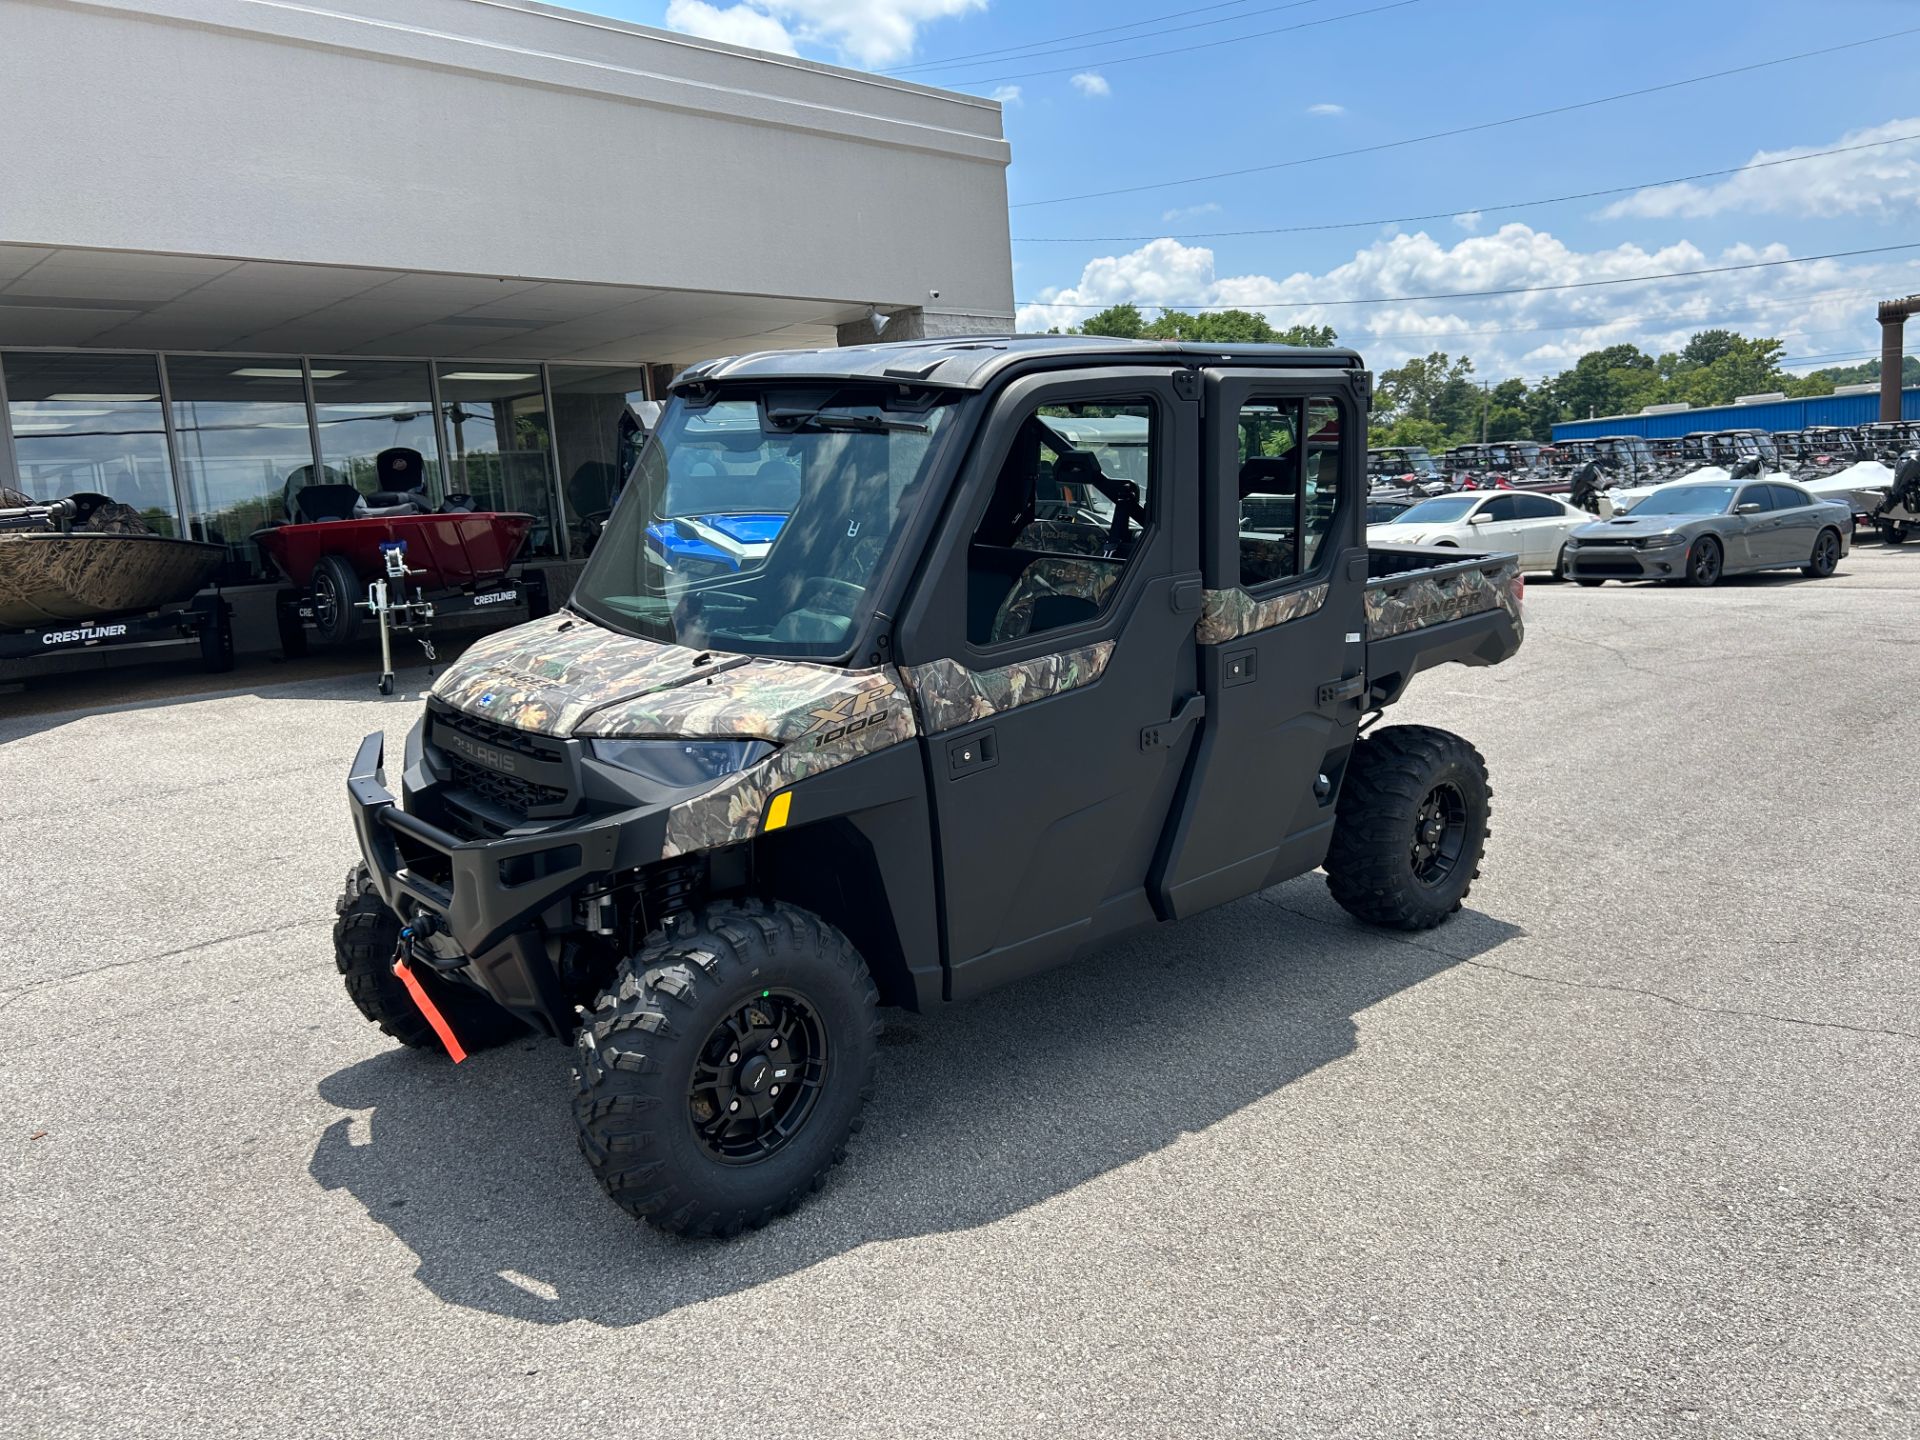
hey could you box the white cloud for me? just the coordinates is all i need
[1016,224,1913,380]
[1069,71,1111,98]
[1162,201,1223,223]
[990,84,1022,105]
[1306,102,1345,117]
[1601,116,1920,221]
[1453,211,1483,233]
[664,0,986,67]
[664,0,799,54]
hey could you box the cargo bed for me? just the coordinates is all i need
[1363,544,1525,707]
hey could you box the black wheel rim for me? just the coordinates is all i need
[687,990,828,1165]
[1692,541,1719,583]
[313,572,340,633]
[1817,534,1838,571]
[1410,781,1468,887]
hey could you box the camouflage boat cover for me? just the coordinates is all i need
[1365,560,1524,641]
[0,533,223,629]
[1195,582,1330,644]
[900,639,1116,735]
[1,486,34,510]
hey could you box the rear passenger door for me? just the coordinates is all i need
[1152,372,1368,919]
[1765,483,1822,565]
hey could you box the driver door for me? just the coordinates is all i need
[894,370,1202,1000]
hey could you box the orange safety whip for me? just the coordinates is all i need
[392,954,469,1063]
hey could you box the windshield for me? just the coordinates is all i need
[570,387,959,658]
[1388,495,1480,524]
[1629,485,1734,517]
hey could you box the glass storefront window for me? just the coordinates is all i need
[434,364,559,556]
[2,352,177,534]
[165,356,313,570]
[311,359,444,502]
[550,365,652,555]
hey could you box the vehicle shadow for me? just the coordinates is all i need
[308,883,1521,1327]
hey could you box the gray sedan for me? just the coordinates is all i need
[1566,479,1851,587]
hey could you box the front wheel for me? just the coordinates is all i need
[1683,535,1723,588]
[573,899,880,1238]
[1575,577,1606,588]
[1325,726,1491,931]
[1802,528,1841,578]
[1883,522,1911,546]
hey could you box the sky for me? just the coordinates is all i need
[608,0,1920,383]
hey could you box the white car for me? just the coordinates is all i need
[1366,489,1590,576]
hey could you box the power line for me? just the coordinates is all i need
[882,0,1273,74]
[1354,287,1894,346]
[943,0,1421,87]
[889,1,1328,77]
[1017,240,1920,312]
[1013,134,1920,243]
[1012,26,1920,208]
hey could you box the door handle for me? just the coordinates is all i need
[1141,693,1206,751]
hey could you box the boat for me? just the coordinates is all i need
[0,489,224,631]
[251,448,535,644]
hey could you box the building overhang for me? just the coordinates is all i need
[0,244,884,365]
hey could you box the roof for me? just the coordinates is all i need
[672,334,1364,394]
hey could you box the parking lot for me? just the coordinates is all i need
[3,544,1917,1439]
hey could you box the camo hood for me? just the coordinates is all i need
[432,611,909,744]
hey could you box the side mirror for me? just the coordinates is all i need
[1735,501,1763,514]
[1467,512,1491,525]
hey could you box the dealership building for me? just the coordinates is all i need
[0,0,1014,624]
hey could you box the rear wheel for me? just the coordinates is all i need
[1802,528,1841,578]
[332,865,526,1055]
[1884,522,1911,546]
[1683,535,1723,588]
[311,553,362,644]
[572,899,879,1238]
[1325,726,1490,931]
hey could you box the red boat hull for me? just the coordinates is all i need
[255,513,534,590]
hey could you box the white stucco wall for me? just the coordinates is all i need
[0,0,1014,324]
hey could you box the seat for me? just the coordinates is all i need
[1011,518,1111,556]
[375,447,427,496]
[289,484,362,524]
[987,555,1124,644]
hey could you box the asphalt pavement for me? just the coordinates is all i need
[3,544,1917,1438]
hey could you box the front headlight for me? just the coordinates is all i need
[590,738,775,786]
[1633,533,1680,549]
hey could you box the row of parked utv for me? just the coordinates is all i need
[1368,421,1920,543]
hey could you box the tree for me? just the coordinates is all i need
[1554,344,1658,422]
[1080,303,1145,339]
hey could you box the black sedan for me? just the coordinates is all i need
[1566,480,1851,587]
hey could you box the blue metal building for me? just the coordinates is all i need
[1552,386,1920,441]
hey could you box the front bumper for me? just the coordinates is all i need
[347,731,656,1033]
[1566,539,1686,579]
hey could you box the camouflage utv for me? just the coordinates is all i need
[339,337,1524,1237]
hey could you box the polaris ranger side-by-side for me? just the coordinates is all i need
[338,338,1524,1237]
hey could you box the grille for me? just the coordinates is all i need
[445,753,568,813]
[432,703,549,757]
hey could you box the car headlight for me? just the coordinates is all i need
[1633,534,1678,549]
[590,738,775,786]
